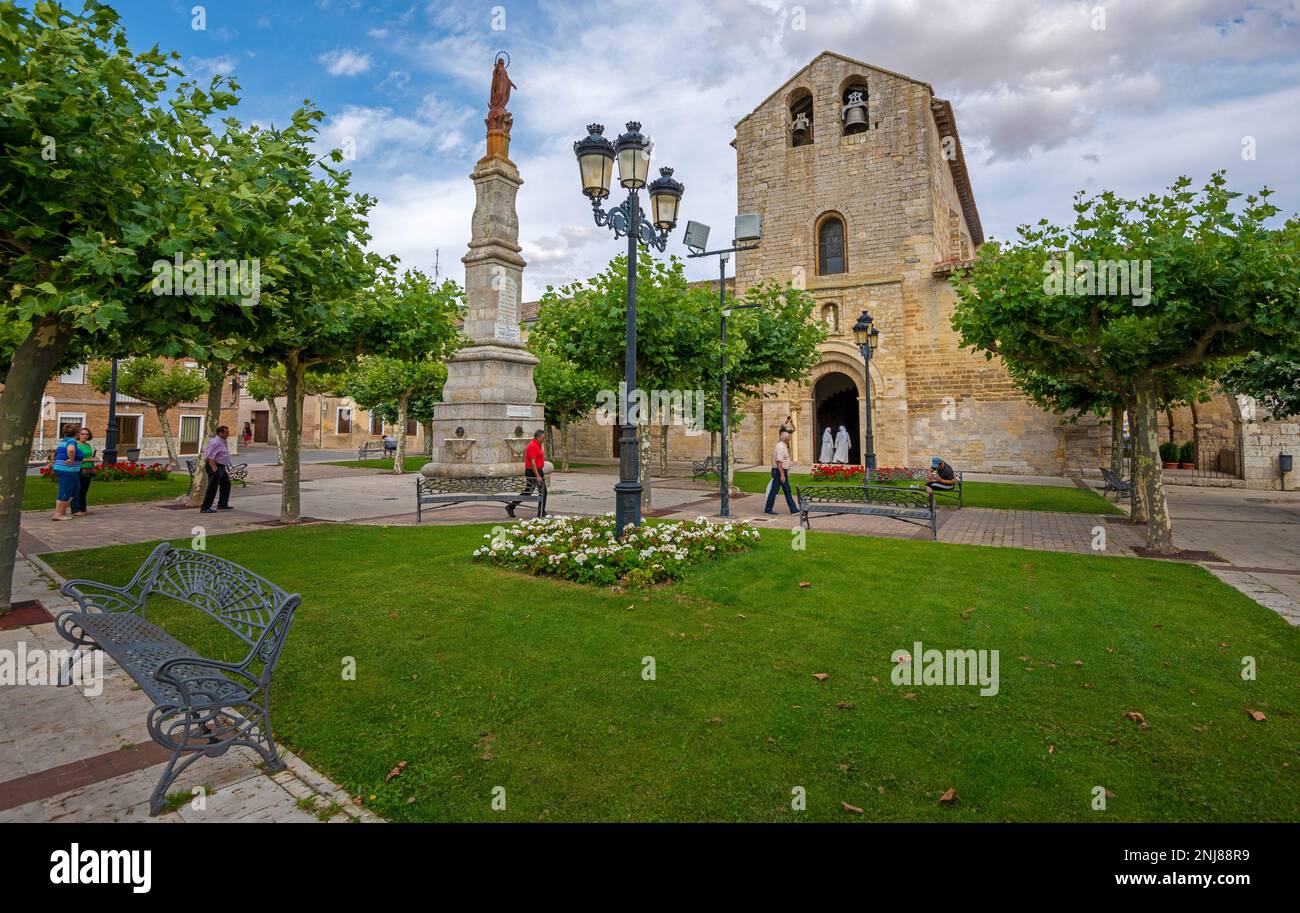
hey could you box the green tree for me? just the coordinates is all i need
[342,356,449,473]
[952,173,1300,552]
[244,365,336,465]
[1220,352,1300,420]
[532,351,604,471]
[89,359,207,468]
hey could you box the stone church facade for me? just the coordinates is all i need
[556,50,1079,473]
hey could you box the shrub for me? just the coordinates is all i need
[1159,441,1181,464]
[473,514,760,587]
[1179,440,1196,465]
[41,462,171,483]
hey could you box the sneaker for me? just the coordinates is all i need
[200,508,216,514]
[505,503,517,518]
[763,510,777,515]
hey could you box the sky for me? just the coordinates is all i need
[104,0,1300,298]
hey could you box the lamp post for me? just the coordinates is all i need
[685,215,761,517]
[574,122,684,537]
[102,358,120,466]
[852,311,880,472]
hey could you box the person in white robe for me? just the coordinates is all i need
[819,427,834,463]
[833,425,851,464]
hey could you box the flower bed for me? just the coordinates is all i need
[473,514,761,587]
[41,462,171,482]
[810,464,922,484]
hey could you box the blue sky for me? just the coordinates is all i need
[105,0,1300,298]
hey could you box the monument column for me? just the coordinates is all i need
[421,55,545,479]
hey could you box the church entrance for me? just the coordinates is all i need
[813,372,860,465]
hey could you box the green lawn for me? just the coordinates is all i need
[21,473,191,511]
[325,456,430,472]
[732,471,1123,515]
[43,523,1299,822]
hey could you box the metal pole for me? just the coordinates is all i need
[102,358,120,465]
[863,346,877,471]
[615,188,642,537]
[719,253,730,517]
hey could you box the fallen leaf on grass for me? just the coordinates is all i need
[1124,711,1149,729]
[1048,744,1055,754]
[841,801,863,814]
[385,760,408,783]
[836,701,855,710]
[939,788,958,805]
[706,717,723,725]
[736,613,746,619]
[901,692,917,700]
[798,581,812,588]
[406,796,416,805]
[1073,660,1084,667]
[1107,739,1119,746]
[1245,708,1267,722]
[959,607,975,619]
[812,672,829,681]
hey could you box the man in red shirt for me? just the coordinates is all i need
[507,429,547,518]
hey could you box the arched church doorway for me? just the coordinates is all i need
[813,372,860,465]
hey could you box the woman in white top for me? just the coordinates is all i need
[819,427,834,463]
[833,425,851,464]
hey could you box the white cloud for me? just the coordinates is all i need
[188,55,237,80]
[319,48,374,77]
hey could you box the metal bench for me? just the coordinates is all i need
[870,467,963,508]
[54,544,300,815]
[796,484,937,539]
[691,455,719,481]
[358,440,395,460]
[185,458,249,486]
[416,474,547,522]
[1099,466,1133,501]
[28,448,52,465]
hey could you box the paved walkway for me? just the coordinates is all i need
[7,463,1297,823]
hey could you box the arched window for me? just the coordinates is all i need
[788,89,814,147]
[817,215,846,275]
[841,79,869,135]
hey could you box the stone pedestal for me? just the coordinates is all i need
[422,153,545,479]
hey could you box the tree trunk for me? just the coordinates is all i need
[1190,400,1201,467]
[1126,397,1146,523]
[559,417,570,471]
[393,393,408,475]
[156,407,181,470]
[710,431,717,462]
[1165,408,1176,444]
[660,424,668,474]
[185,366,226,506]
[1133,381,1176,553]
[0,318,74,614]
[281,354,306,524]
[266,399,285,465]
[422,420,433,456]
[1109,402,1124,479]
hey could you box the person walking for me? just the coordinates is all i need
[833,424,851,464]
[241,421,253,447]
[506,429,547,518]
[819,426,834,463]
[763,429,799,515]
[200,425,234,514]
[72,427,96,516]
[50,423,82,522]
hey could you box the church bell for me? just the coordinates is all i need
[842,89,868,132]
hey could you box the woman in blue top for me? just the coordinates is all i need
[51,422,82,521]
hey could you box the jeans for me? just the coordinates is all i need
[764,467,798,514]
[55,469,80,504]
[73,474,92,513]
[201,464,231,510]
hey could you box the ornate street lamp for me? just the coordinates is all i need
[575,122,685,537]
[852,310,880,472]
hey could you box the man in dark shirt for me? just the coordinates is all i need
[927,457,956,492]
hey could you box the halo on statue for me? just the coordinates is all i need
[495,50,510,69]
